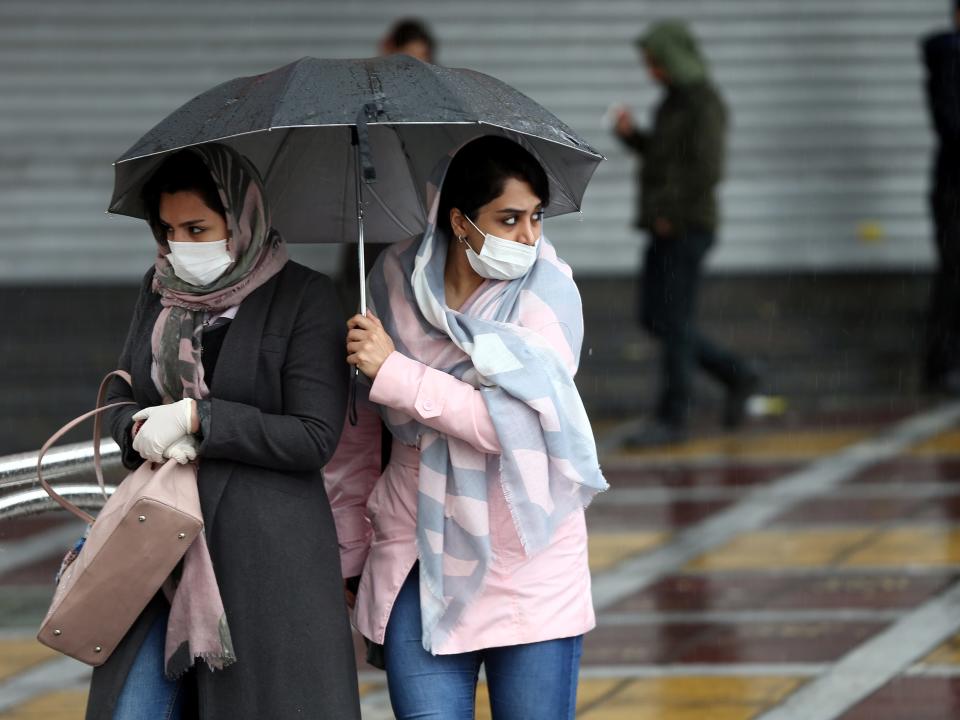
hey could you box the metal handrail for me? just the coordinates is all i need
[0,440,125,520]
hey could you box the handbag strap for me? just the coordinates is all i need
[92,370,138,500]
[37,371,139,524]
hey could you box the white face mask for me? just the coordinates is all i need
[166,239,233,287]
[461,218,539,281]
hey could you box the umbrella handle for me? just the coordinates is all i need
[348,371,359,426]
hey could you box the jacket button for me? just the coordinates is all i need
[422,400,433,411]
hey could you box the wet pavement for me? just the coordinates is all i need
[5,403,960,718]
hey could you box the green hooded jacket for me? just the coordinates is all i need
[619,20,727,235]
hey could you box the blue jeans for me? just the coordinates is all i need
[384,565,583,720]
[113,611,184,720]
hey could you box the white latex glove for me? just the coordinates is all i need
[163,435,199,465]
[132,399,195,464]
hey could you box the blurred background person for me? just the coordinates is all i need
[336,17,438,316]
[921,0,960,395]
[612,20,759,447]
[379,17,437,63]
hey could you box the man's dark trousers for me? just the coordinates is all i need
[926,190,960,384]
[640,229,751,428]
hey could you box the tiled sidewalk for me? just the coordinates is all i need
[4,402,960,718]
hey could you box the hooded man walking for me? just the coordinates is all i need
[613,19,758,446]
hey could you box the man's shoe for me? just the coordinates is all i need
[622,422,688,449]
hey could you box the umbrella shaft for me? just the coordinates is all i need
[355,137,367,317]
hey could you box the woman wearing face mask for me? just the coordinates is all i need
[325,135,606,719]
[85,144,361,720]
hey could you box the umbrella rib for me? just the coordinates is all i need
[262,129,295,184]
[268,58,306,134]
[365,182,417,238]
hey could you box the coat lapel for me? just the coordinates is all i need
[134,299,164,408]
[200,271,281,536]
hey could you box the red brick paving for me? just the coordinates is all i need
[839,677,960,720]
[583,621,887,665]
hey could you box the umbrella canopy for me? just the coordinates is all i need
[109,55,603,246]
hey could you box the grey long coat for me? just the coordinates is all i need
[86,261,361,720]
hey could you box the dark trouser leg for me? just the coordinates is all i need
[693,322,754,388]
[640,233,706,427]
[925,191,960,384]
[640,231,752,427]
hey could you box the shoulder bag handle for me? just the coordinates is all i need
[36,371,140,524]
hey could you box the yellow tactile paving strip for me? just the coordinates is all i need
[921,632,960,665]
[688,526,960,571]
[576,676,805,720]
[844,527,960,567]
[588,532,669,572]
[619,429,868,462]
[686,528,876,571]
[0,690,86,720]
[0,639,59,683]
[911,429,960,456]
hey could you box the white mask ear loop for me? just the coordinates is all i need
[465,217,483,234]
[459,217,483,253]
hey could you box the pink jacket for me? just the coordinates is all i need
[324,307,595,656]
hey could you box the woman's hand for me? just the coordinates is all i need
[613,106,635,138]
[654,217,674,237]
[164,436,199,464]
[346,311,395,380]
[131,398,198,463]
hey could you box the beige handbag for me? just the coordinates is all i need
[36,371,203,666]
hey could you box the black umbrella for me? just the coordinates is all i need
[108,55,603,314]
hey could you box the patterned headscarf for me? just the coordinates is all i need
[366,140,607,652]
[144,143,287,678]
[150,143,289,403]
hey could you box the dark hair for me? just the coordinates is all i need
[142,150,225,232]
[385,18,436,58]
[437,136,550,236]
